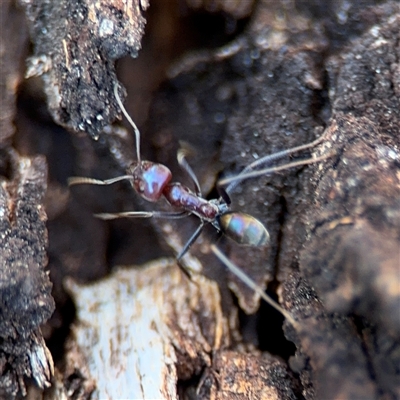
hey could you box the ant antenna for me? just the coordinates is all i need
[224,129,331,194]
[210,244,298,328]
[113,83,141,164]
[220,152,333,189]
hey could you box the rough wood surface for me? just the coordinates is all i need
[0,151,54,397]
[20,0,149,138]
[2,0,399,398]
[64,259,229,399]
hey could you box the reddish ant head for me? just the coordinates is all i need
[218,212,269,247]
[129,161,172,202]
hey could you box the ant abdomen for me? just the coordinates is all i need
[129,161,172,202]
[218,212,270,246]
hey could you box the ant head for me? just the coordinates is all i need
[129,161,172,202]
[218,211,270,247]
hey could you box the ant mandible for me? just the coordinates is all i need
[69,83,331,327]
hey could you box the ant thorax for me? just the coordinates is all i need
[129,161,172,202]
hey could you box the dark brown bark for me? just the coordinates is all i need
[2,0,399,398]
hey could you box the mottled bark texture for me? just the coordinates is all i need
[0,1,55,398]
[20,0,149,138]
[4,0,400,398]
[0,151,54,397]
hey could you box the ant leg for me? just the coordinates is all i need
[210,244,298,328]
[220,151,334,189]
[217,186,231,205]
[175,258,195,281]
[177,149,202,196]
[94,210,189,220]
[68,175,133,187]
[224,129,331,193]
[176,221,205,261]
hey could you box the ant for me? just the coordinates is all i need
[69,83,332,328]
